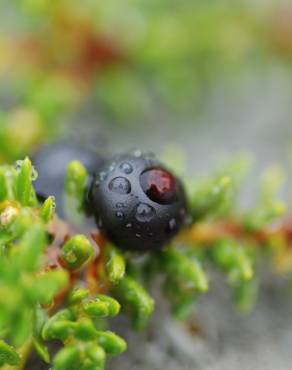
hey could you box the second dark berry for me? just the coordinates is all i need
[33,142,105,215]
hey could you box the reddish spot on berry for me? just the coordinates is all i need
[140,168,178,205]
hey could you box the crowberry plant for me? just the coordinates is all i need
[0,1,292,369]
[0,145,289,369]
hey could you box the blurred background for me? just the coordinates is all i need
[1,0,292,164]
[1,1,292,369]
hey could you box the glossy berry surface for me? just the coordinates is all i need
[88,150,188,251]
[140,168,178,204]
[33,142,105,214]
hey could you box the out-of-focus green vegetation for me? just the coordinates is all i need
[0,0,292,140]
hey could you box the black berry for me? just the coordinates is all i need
[33,142,105,215]
[88,150,188,251]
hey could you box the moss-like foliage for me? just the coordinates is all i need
[0,153,290,369]
[0,158,127,369]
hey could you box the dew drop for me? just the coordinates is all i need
[51,196,56,210]
[14,160,38,180]
[14,160,22,172]
[109,177,131,194]
[109,162,116,172]
[135,203,156,223]
[116,211,125,219]
[99,171,108,181]
[31,166,38,181]
[132,149,142,157]
[145,152,156,165]
[120,162,133,174]
[168,218,177,230]
[166,218,178,234]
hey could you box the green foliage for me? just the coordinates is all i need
[112,276,155,329]
[105,244,126,284]
[159,247,208,320]
[160,247,208,292]
[0,152,289,369]
[65,161,88,201]
[243,166,286,232]
[14,158,37,207]
[0,159,126,369]
[0,170,8,201]
[0,221,68,347]
[40,196,56,223]
[210,239,253,283]
[189,155,251,220]
[0,340,20,367]
[232,278,258,313]
[190,175,232,220]
[42,288,126,370]
[64,160,89,224]
[60,235,93,270]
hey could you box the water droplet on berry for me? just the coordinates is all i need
[99,171,108,181]
[132,149,142,157]
[135,203,156,222]
[140,168,178,204]
[109,162,116,172]
[166,218,178,234]
[116,202,125,208]
[109,177,131,194]
[116,211,124,219]
[145,152,156,165]
[120,162,133,174]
